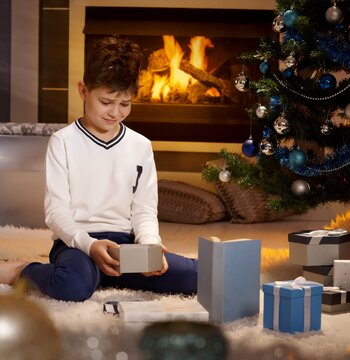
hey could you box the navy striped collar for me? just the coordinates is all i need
[75,119,126,149]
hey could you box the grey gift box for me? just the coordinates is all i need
[303,265,334,286]
[288,230,350,266]
[108,244,163,273]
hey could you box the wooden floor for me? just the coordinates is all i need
[159,216,328,256]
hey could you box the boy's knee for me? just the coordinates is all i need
[47,266,96,302]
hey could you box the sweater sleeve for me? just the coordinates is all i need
[44,134,96,255]
[130,140,161,245]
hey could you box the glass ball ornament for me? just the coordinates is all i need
[273,115,290,135]
[318,73,337,90]
[269,96,281,111]
[291,179,310,196]
[0,292,62,360]
[282,68,294,79]
[242,137,259,157]
[259,138,275,156]
[320,121,333,135]
[344,103,350,118]
[284,54,297,68]
[289,148,307,167]
[256,105,268,119]
[259,60,270,74]
[325,5,344,24]
[283,9,298,28]
[234,72,250,92]
[219,169,231,182]
[272,14,285,33]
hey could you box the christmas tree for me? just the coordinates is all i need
[203,0,350,214]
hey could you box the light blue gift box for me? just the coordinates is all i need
[263,277,323,333]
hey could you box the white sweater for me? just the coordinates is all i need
[44,119,161,255]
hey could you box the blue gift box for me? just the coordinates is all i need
[263,277,323,333]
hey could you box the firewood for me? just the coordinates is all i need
[180,61,234,99]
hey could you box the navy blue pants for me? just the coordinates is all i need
[21,232,198,302]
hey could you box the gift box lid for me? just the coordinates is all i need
[322,289,350,305]
[302,265,333,276]
[263,280,323,298]
[288,230,350,245]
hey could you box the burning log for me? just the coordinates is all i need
[180,61,234,100]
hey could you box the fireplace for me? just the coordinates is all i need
[83,6,275,143]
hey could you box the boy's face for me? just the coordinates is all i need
[78,82,132,134]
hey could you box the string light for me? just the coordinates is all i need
[273,74,350,101]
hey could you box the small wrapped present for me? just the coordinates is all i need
[288,229,350,266]
[322,287,350,313]
[263,276,323,333]
[333,260,350,291]
[303,265,334,286]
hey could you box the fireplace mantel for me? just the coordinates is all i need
[68,0,275,123]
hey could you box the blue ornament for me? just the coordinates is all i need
[283,9,298,28]
[282,68,294,79]
[289,148,307,167]
[318,74,337,90]
[269,96,281,111]
[259,60,270,74]
[242,137,259,157]
[262,126,274,138]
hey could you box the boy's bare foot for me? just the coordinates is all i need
[0,260,29,285]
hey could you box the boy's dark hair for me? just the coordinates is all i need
[84,35,142,94]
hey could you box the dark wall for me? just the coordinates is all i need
[38,0,69,123]
[0,0,11,123]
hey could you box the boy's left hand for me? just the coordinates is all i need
[142,244,169,277]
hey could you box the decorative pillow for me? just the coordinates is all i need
[215,177,294,224]
[157,179,228,224]
[207,158,294,223]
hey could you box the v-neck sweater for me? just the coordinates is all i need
[44,119,161,256]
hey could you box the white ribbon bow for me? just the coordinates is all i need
[299,229,347,245]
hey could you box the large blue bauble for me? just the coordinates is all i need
[318,74,337,90]
[242,138,259,157]
[259,60,270,74]
[283,9,298,28]
[289,148,307,167]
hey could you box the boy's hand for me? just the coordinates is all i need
[142,244,169,277]
[89,240,121,276]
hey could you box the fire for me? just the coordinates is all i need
[150,35,214,101]
[325,210,350,232]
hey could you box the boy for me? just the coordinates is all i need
[0,36,198,301]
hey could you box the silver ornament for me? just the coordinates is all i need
[320,121,333,135]
[291,179,310,196]
[284,54,297,68]
[325,5,344,24]
[259,138,275,156]
[345,103,350,118]
[272,14,285,33]
[219,169,231,182]
[234,72,250,92]
[256,105,268,119]
[273,115,290,134]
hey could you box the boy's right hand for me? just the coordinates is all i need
[89,240,121,276]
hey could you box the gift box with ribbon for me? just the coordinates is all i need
[288,229,350,266]
[263,276,323,333]
[322,286,350,313]
[303,265,334,286]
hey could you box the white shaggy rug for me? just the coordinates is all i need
[1,226,350,360]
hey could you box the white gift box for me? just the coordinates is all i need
[333,260,350,290]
